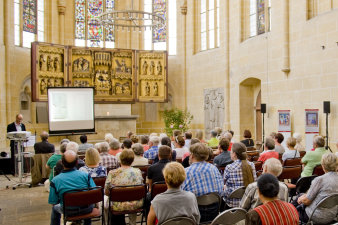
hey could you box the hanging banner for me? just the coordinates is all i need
[278,110,291,148]
[305,109,319,151]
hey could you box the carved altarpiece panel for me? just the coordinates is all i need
[204,88,225,137]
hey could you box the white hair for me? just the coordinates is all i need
[149,136,160,146]
[159,133,168,141]
[104,133,115,143]
[66,141,79,153]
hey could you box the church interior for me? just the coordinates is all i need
[0,0,338,224]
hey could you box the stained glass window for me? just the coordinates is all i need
[75,0,115,48]
[153,0,167,43]
[249,0,270,37]
[200,0,220,51]
[23,0,37,33]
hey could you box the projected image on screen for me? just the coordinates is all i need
[48,87,95,134]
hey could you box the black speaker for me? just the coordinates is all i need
[324,101,330,114]
[261,104,266,114]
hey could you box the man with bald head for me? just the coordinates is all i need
[34,131,55,154]
[49,151,96,225]
[7,114,26,175]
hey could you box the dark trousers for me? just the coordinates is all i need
[199,202,219,223]
[110,214,126,225]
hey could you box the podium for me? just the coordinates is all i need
[7,131,32,189]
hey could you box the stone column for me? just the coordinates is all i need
[281,0,290,75]
[181,0,187,109]
[57,0,66,45]
[225,0,230,130]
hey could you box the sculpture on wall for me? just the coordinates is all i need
[73,57,90,72]
[145,82,150,96]
[204,88,225,136]
[157,61,162,75]
[47,55,54,72]
[149,61,155,75]
[153,82,159,96]
[142,61,148,75]
[39,54,45,71]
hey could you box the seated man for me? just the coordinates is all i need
[181,143,223,222]
[257,137,278,163]
[240,158,289,211]
[99,142,119,170]
[301,136,327,177]
[153,136,177,163]
[78,135,93,153]
[147,145,172,190]
[34,131,55,154]
[213,138,233,167]
[144,136,160,161]
[49,150,96,225]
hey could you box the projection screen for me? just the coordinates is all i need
[48,87,95,135]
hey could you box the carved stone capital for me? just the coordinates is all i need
[181,0,187,15]
[58,0,66,15]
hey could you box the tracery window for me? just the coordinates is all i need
[200,0,220,51]
[14,0,44,48]
[249,0,270,37]
[74,0,115,48]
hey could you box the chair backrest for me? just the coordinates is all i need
[295,175,317,194]
[93,177,106,188]
[278,166,302,180]
[132,165,150,182]
[161,216,197,225]
[254,161,263,172]
[109,184,146,202]
[299,151,306,158]
[228,186,246,199]
[246,147,256,151]
[63,187,104,208]
[312,164,325,176]
[278,153,283,160]
[283,157,302,167]
[197,192,221,206]
[249,155,259,162]
[176,158,183,163]
[210,208,247,225]
[247,151,259,157]
[151,181,168,200]
[308,193,338,222]
[106,166,117,173]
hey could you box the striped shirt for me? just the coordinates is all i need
[143,146,159,160]
[181,161,223,197]
[100,152,119,169]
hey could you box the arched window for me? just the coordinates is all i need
[14,0,45,48]
[74,0,115,48]
[249,0,271,37]
[144,0,176,55]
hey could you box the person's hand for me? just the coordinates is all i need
[297,194,306,204]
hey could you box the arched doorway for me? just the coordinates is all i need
[239,78,261,148]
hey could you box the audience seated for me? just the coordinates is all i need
[34,131,55,154]
[147,162,200,225]
[257,137,278,163]
[140,135,150,151]
[104,133,115,144]
[104,149,143,225]
[240,158,288,210]
[224,142,256,208]
[301,136,327,177]
[171,129,182,150]
[54,142,85,177]
[295,153,338,224]
[130,135,139,145]
[182,138,200,168]
[147,146,172,190]
[246,173,299,225]
[49,151,96,225]
[282,137,300,161]
[131,143,148,166]
[222,132,233,152]
[241,129,255,147]
[184,131,192,149]
[144,136,160,160]
[213,138,233,167]
[181,143,223,222]
[79,147,107,178]
[153,136,177,163]
[293,133,305,152]
[99,142,119,170]
[78,135,93,153]
[173,135,189,159]
[108,139,122,156]
[195,129,206,144]
[274,133,285,154]
[207,130,219,147]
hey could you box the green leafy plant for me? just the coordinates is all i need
[162,108,193,136]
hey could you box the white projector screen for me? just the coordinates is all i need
[48,87,95,135]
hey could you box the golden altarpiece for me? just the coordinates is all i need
[31,42,168,103]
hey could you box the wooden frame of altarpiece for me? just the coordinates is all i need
[31,42,168,103]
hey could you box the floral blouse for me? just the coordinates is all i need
[79,165,107,178]
[105,167,144,211]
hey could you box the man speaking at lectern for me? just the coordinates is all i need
[7,114,26,175]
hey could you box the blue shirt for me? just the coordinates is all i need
[182,161,223,197]
[144,146,159,160]
[49,168,96,206]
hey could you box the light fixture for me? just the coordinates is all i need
[99,0,165,32]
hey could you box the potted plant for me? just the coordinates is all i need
[162,108,193,136]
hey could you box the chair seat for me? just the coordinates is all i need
[66,208,101,221]
[110,208,143,215]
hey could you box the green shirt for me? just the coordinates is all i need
[46,154,62,181]
[301,147,327,177]
[207,137,219,147]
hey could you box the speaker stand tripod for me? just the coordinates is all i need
[325,112,332,153]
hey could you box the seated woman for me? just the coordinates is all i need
[240,129,255,147]
[104,149,143,225]
[224,142,256,208]
[147,162,200,225]
[246,173,299,225]
[296,153,338,225]
[174,135,189,159]
[131,143,149,166]
[79,147,107,177]
[282,137,300,161]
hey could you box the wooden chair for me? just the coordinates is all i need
[307,193,338,225]
[254,161,263,172]
[148,159,154,165]
[299,151,306,158]
[132,165,150,183]
[283,157,302,167]
[176,158,183,163]
[278,153,283,160]
[108,184,147,225]
[312,165,325,176]
[246,147,256,151]
[247,151,260,162]
[150,181,168,200]
[278,166,302,181]
[93,177,106,188]
[210,208,247,225]
[161,216,197,225]
[63,187,104,225]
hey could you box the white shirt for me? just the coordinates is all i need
[175,147,189,159]
[15,123,22,131]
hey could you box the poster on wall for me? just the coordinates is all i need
[305,109,319,151]
[278,110,291,148]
